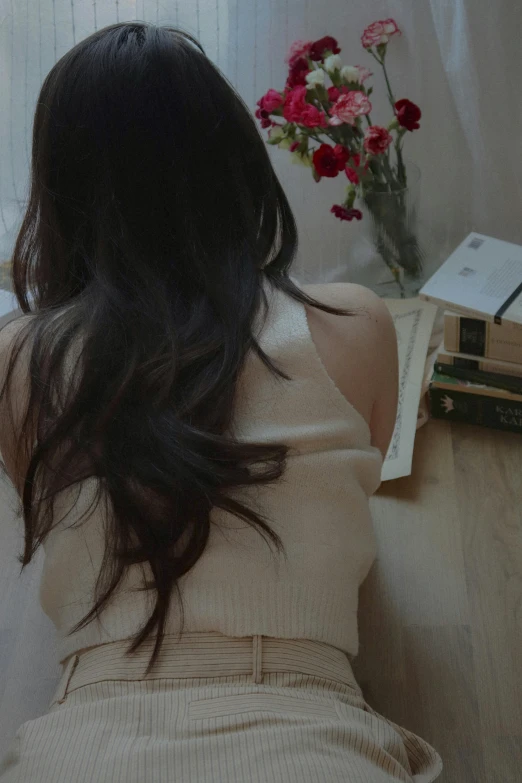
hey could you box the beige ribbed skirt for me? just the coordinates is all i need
[0,631,442,782]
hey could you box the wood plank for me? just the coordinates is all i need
[353,420,522,782]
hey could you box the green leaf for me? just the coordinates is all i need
[312,166,321,182]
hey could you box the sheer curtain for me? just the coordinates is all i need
[1,0,521,757]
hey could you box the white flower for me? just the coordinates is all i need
[291,151,312,168]
[268,127,285,143]
[341,65,360,83]
[305,69,325,89]
[323,54,342,73]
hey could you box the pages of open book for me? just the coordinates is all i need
[382,298,438,482]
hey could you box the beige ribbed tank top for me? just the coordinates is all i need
[39,281,383,665]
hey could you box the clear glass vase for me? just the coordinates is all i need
[346,163,426,299]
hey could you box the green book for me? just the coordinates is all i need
[434,362,522,395]
[429,371,522,433]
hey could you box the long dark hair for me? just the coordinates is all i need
[1,22,351,675]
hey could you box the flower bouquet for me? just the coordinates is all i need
[255,19,424,296]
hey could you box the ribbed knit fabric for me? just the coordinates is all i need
[38,281,383,666]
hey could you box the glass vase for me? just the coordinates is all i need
[348,163,426,299]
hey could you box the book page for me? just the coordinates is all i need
[382,298,438,482]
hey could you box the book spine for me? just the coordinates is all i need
[429,386,522,433]
[444,313,522,362]
[434,363,522,395]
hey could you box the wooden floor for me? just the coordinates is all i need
[352,419,522,783]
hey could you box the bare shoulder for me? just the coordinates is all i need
[301,283,398,454]
[302,282,395,346]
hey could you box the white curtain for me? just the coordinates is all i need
[1,0,521,757]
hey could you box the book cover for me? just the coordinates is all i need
[434,362,522,395]
[429,369,522,398]
[429,371,522,433]
[444,311,522,362]
[419,233,522,326]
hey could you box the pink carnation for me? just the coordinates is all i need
[361,18,400,49]
[283,86,308,121]
[286,39,313,67]
[301,105,327,128]
[329,91,372,126]
[363,125,393,155]
[283,86,327,128]
[355,65,373,83]
[258,89,284,113]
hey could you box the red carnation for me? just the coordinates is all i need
[286,56,310,88]
[345,167,359,185]
[255,107,272,128]
[395,99,421,131]
[309,36,340,61]
[331,205,363,222]
[313,144,341,178]
[333,144,350,169]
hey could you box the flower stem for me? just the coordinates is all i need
[380,60,396,112]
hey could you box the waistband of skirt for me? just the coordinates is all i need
[50,632,360,708]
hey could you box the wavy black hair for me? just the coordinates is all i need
[1,22,351,675]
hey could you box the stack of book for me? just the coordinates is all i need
[420,233,522,434]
